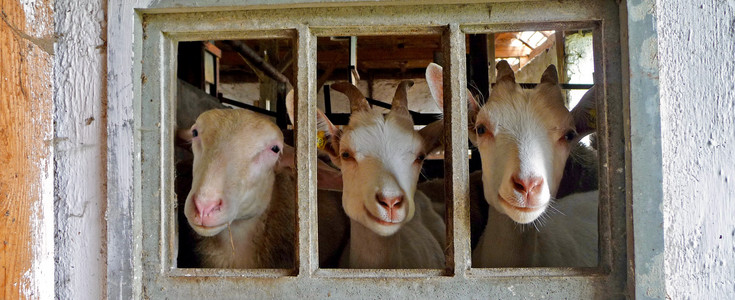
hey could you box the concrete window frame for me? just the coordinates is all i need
[110,1,663,298]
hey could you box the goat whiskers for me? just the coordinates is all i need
[228,222,236,256]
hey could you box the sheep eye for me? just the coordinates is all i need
[341,152,351,159]
[563,130,577,142]
[192,129,198,137]
[271,145,280,153]
[416,154,426,162]
[476,124,486,135]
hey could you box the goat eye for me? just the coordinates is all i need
[271,145,280,153]
[416,154,426,162]
[341,152,351,159]
[192,129,198,137]
[563,130,577,142]
[476,124,487,135]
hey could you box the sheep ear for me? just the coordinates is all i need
[418,120,444,155]
[426,63,444,110]
[286,89,295,125]
[330,82,370,113]
[571,86,597,141]
[495,60,516,83]
[316,109,342,162]
[177,128,193,142]
[540,65,559,85]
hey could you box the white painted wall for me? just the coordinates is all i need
[657,0,735,297]
[54,0,107,299]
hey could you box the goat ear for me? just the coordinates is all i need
[418,120,444,155]
[286,89,295,125]
[426,63,444,110]
[316,109,342,161]
[571,86,597,141]
[426,62,480,113]
[330,82,370,113]
[467,92,481,145]
[496,60,516,83]
[540,65,559,85]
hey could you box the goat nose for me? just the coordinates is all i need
[195,197,223,218]
[511,174,543,198]
[376,194,403,209]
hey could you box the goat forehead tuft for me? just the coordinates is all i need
[344,111,422,157]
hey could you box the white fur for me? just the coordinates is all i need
[424,62,598,267]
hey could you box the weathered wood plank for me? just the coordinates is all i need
[0,0,54,298]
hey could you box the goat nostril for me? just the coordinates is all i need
[377,195,403,208]
[512,175,526,193]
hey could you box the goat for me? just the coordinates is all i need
[423,61,598,267]
[181,109,348,268]
[290,81,445,268]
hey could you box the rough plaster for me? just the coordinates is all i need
[657,0,735,298]
[53,0,107,299]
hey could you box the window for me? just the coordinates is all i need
[135,1,633,297]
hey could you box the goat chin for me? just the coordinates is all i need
[472,190,599,268]
[340,191,445,269]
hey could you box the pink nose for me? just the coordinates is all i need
[511,174,543,204]
[194,196,223,225]
[376,194,403,221]
[377,195,403,209]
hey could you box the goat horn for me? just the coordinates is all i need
[330,82,370,113]
[495,60,516,83]
[390,80,414,115]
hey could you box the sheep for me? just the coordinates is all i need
[181,108,348,268]
[291,81,445,268]
[423,61,598,267]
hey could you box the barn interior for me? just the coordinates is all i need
[174,31,595,268]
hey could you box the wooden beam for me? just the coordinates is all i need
[555,31,567,84]
[224,40,290,84]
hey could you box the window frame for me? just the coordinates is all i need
[124,1,659,297]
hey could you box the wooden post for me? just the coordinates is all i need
[0,1,54,298]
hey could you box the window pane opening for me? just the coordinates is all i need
[460,31,600,268]
[175,38,298,269]
[314,34,450,269]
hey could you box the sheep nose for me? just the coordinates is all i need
[511,174,543,200]
[195,197,223,219]
[376,194,403,209]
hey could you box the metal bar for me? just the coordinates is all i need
[323,85,332,115]
[469,34,490,101]
[224,40,291,84]
[516,83,594,89]
[220,98,277,117]
[444,23,471,275]
[322,113,441,126]
[294,25,319,277]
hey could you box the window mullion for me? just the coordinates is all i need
[443,23,471,275]
[294,25,319,277]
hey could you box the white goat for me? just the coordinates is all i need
[181,109,348,268]
[424,62,598,267]
[299,81,445,268]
